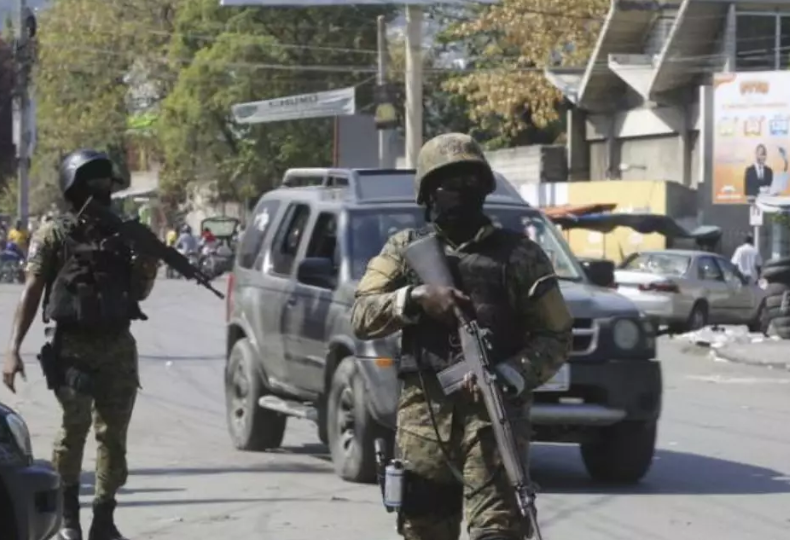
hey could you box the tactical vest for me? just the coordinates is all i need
[44,216,143,333]
[398,226,525,375]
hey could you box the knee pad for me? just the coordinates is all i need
[400,471,463,518]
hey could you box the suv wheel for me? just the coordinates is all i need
[225,338,286,451]
[580,420,657,484]
[327,356,391,483]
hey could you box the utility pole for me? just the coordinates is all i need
[14,0,33,229]
[376,15,395,169]
[404,5,423,169]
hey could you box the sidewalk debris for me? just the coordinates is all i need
[671,325,790,370]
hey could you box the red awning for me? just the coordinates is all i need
[542,203,618,219]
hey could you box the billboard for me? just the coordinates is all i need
[712,71,790,205]
[231,87,355,124]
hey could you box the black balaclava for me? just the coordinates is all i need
[425,165,488,241]
[67,160,115,209]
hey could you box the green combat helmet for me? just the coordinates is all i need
[414,132,496,205]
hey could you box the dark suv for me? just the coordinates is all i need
[1,401,62,540]
[225,168,662,484]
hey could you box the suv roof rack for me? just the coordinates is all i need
[279,167,528,206]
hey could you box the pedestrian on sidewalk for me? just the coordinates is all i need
[731,234,762,284]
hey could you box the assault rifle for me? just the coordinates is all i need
[79,198,225,299]
[403,234,543,540]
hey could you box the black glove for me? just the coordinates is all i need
[409,285,471,325]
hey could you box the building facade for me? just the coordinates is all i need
[546,0,790,255]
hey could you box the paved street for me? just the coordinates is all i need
[1,278,790,540]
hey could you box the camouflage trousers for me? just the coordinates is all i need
[51,329,139,504]
[395,374,532,540]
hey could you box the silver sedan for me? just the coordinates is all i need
[614,249,767,333]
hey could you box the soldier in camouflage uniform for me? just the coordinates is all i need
[351,133,573,540]
[2,149,158,540]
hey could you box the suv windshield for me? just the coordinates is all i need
[347,206,583,281]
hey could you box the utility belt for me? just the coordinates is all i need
[37,326,97,396]
[374,438,463,528]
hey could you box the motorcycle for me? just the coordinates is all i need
[0,246,25,284]
[0,259,24,284]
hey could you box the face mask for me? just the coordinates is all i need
[429,187,485,230]
[67,185,112,210]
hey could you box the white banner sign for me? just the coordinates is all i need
[221,1,496,5]
[232,87,356,124]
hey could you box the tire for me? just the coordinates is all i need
[772,314,790,327]
[765,292,790,311]
[317,395,329,446]
[772,316,790,339]
[327,356,391,483]
[225,338,286,451]
[580,420,657,484]
[762,265,790,283]
[685,301,708,332]
[762,256,790,270]
[764,282,790,296]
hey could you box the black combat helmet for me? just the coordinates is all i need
[58,149,122,197]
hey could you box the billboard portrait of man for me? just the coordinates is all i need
[744,143,773,197]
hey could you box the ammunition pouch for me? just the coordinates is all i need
[399,470,463,518]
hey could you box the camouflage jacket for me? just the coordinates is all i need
[26,215,158,361]
[351,222,574,391]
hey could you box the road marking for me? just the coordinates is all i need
[686,374,790,384]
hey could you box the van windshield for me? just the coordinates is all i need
[346,206,584,281]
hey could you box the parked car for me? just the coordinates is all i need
[224,168,661,486]
[0,401,62,540]
[615,249,768,333]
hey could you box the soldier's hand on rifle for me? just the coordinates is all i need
[410,285,471,325]
[2,349,26,394]
[462,372,481,402]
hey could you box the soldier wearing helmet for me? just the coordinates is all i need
[2,149,159,540]
[351,133,572,540]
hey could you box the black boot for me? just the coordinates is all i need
[87,500,128,540]
[58,485,82,540]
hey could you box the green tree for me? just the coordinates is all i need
[32,0,180,200]
[158,1,396,202]
[386,35,480,142]
[438,0,607,136]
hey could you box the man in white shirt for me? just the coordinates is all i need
[731,235,762,284]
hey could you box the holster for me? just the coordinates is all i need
[37,326,96,396]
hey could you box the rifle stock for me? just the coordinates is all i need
[403,233,543,540]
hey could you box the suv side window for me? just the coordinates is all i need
[305,212,340,276]
[698,256,724,281]
[270,204,311,276]
[238,200,280,269]
[327,176,349,188]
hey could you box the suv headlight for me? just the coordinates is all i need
[5,412,33,458]
[613,318,641,350]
